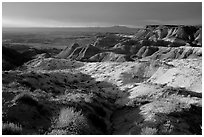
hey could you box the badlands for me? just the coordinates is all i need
[2,25,202,135]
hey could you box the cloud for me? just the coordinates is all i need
[3,17,55,27]
[2,17,114,28]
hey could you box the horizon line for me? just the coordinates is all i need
[2,24,202,29]
[2,25,143,29]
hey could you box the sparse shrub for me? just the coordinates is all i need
[57,107,79,127]
[13,92,39,106]
[56,107,90,134]
[8,81,20,88]
[141,127,158,135]
[2,122,22,135]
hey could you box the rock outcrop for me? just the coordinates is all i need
[56,43,80,58]
[3,24,202,135]
[143,46,202,60]
[56,25,202,62]
[142,25,202,46]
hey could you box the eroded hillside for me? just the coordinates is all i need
[2,25,202,135]
[57,25,202,62]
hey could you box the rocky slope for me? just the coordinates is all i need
[3,55,201,134]
[57,25,202,62]
[144,25,202,46]
[2,25,202,135]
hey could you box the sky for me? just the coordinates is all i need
[2,2,202,28]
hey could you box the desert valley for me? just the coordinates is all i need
[2,24,202,135]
